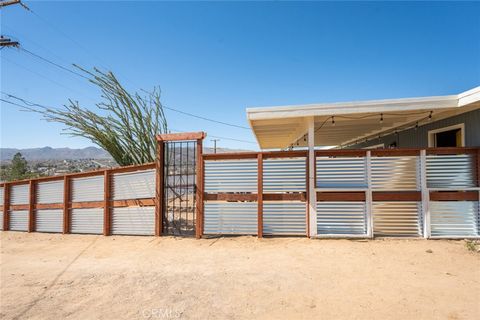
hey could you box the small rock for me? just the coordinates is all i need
[426,249,433,253]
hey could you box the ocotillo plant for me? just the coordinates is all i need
[25,66,168,166]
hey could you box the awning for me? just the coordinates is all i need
[247,87,480,149]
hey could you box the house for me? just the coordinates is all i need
[246,86,480,150]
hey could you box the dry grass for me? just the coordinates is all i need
[1,232,479,320]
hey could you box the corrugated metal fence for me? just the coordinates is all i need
[1,147,479,239]
[1,163,157,236]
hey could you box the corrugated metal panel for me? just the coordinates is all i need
[426,155,477,189]
[71,208,104,234]
[111,206,154,235]
[112,169,155,200]
[0,210,3,230]
[11,184,29,205]
[72,175,104,202]
[0,186,4,204]
[35,209,63,233]
[373,202,422,237]
[204,202,257,235]
[36,180,64,204]
[316,202,367,235]
[430,201,479,237]
[205,160,257,193]
[371,156,419,190]
[263,158,306,193]
[316,157,367,188]
[9,210,28,231]
[263,202,306,235]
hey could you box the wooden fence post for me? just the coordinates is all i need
[196,138,204,239]
[103,170,111,236]
[3,183,10,231]
[63,176,71,234]
[257,153,263,238]
[305,154,310,237]
[155,141,165,236]
[28,180,35,232]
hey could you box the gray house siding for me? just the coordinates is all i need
[347,109,480,149]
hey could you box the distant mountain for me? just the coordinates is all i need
[0,146,253,161]
[0,147,112,161]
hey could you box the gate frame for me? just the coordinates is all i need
[156,132,206,238]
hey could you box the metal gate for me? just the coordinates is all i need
[163,141,197,236]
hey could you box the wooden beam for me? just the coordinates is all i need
[316,149,366,157]
[257,153,263,238]
[262,150,307,159]
[155,140,164,236]
[103,170,111,236]
[10,204,29,211]
[426,147,478,155]
[3,184,9,231]
[263,193,306,201]
[317,192,366,201]
[70,201,104,209]
[371,149,420,156]
[196,138,204,239]
[157,131,206,142]
[429,191,479,201]
[112,199,155,207]
[63,176,71,234]
[372,191,421,201]
[28,180,35,232]
[204,193,257,201]
[34,203,63,210]
[477,149,480,188]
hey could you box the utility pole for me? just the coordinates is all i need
[0,0,28,9]
[0,36,19,48]
[211,139,220,154]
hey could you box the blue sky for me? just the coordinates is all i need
[1,1,479,151]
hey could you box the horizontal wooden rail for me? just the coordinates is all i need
[317,192,366,201]
[372,191,421,201]
[429,191,479,201]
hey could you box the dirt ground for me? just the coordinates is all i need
[1,232,479,320]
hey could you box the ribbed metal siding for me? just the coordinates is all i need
[0,186,4,204]
[429,201,479,237]
[371,156,419,190]
[71,208,104,234]
[9,210,28,231]
[112,170,155,200]
[263,202,306,235]
[0,210,3,230]
[111,207,154,235]
[11,184,29,205]
[72,175,104,202]
[204,202,257,235]
[426,155,477,189]
[35,209,63,233]
[37,180,64,204]
[205,160,257,193]
[373,202,422,237]
[316,202,367,235]
[316,157,367,188]
[263,158,306,193]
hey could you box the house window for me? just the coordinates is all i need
[428,124,465,147]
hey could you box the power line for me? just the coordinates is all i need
[163,105,250,130]
[19,47,90,80]
[1,93,258,145]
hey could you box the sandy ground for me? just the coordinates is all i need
[1,232,479,320]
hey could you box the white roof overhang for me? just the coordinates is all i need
[247,86,480,149]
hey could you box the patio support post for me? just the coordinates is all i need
[420,149,430,238]
[365,151,373,238]
[307,117,317,237]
